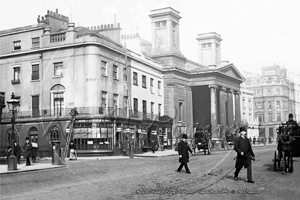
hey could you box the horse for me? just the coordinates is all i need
[278,125,294,174]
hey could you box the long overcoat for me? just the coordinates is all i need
[178,140,193,164]
[234,136,254,168]
[23,142,33,159]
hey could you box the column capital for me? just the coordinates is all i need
[221,87,227,92]
[208,84,218,89]
[229,89,234,94]
[235,91,241,95]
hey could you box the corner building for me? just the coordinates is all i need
[0,7,244,156]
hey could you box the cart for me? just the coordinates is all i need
[194,127,212,155]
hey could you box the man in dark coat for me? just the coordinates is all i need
[286,113,299,130]
[176,134,193,174]
[151,137,156,153]
[6,140,21,164]
[23,137,33,166]
[234,127,255,183]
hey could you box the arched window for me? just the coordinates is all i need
[49,126,61,142]
[6,128,18,144]
[50,84,65,117]
[29,127,38,143]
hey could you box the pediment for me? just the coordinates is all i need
[219,64,244,80]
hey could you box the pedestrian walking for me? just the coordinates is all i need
[253,136,256,145]
[69,140,77,160]
[234,127,255,183]
[31,142,38,163]
[23,137,33,166]
[176,134,193,174]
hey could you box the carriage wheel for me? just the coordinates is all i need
[273,151,277,171]
[208,140,212,155]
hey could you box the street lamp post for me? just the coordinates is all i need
[7,92,20,170]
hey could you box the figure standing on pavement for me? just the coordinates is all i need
[151,137,156,153]
[31,142,38,163]
[6,140,21,164]
[176,134,193,174]
[69,140,77,160]
[23,137,33,166]
[234,127,255,183]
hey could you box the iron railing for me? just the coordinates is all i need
[1,106,159,121]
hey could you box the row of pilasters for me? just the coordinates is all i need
[209,85,241,142]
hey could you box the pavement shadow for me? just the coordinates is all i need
[263,163,286,174]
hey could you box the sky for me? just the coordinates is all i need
[1,0,300,74]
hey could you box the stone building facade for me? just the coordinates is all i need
[243,65,299,142]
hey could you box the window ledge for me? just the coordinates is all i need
[52,75,63,79]
[102,75,108,78]
[11,80,20,84]
[31,79,40,82]
[31,46,40,49]
[113,78,119,81]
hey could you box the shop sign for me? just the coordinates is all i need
[117,127,122,132]
[87,141,93,144]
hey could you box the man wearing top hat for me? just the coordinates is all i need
[176,134,193,174]
[286,113,299,129]
[23,137,33,166]
[234,127,255,183]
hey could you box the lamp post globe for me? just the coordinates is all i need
[7,92,20,170]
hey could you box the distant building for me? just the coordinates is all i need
[242,65,299,143]
[240,83,259,140]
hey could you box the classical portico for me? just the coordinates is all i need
[190,63,244,148]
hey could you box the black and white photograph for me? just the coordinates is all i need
[0,0,300,199]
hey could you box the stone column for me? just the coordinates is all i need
[209,85,218,140]
[219,87,227,140]
[235,91,241,125]
[227,89,234,133]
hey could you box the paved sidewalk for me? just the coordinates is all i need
[0,160,65,175]
[0,150,179,175]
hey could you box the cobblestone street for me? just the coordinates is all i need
[1,145,299,200]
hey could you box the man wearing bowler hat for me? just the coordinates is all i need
[234,127,255,183]
[176,134,193,174]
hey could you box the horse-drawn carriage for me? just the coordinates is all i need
[193,125,212,155]
[273,123,300,174]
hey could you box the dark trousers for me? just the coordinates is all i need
[234,161,252,181]
[26,157,31,165]
[177,163,190,173]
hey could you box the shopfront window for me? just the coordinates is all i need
[73,123,113,150]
